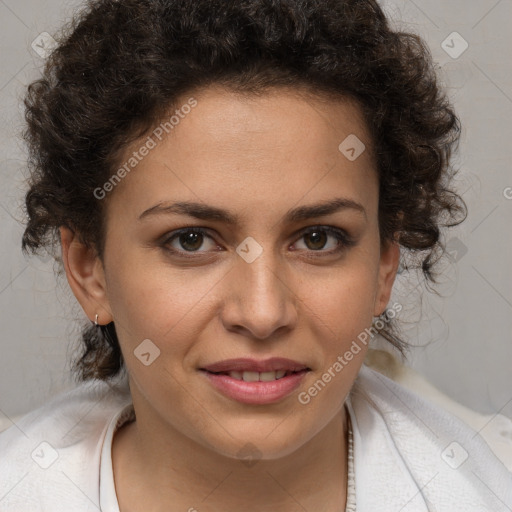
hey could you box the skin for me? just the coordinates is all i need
[60,85,400,512]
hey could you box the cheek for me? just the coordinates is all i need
[299,256,380,338]
[105,253,225,350]
[295,265,377,414]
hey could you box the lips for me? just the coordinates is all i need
[200,358,311,404]
[200,357,311,404]
[201,357,310,374]
[218,369,290,382]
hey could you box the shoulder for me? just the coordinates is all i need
[348,364,512,511]
[0,376,132,510]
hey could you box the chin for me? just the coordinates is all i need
[201,419,317,463]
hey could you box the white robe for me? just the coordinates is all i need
[347,365,512,511]
[0,364,510,511]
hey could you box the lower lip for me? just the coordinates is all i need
[201,370,309,405]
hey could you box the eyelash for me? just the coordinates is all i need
[160,225,355,260]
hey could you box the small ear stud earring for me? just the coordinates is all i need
[94,314,99,326]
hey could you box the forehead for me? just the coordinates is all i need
[170,85,373,164]
[106,85,378,225]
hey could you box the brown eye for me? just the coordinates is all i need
[162,228,218,255]
[178,231,204,251]
[293,226,353,254]
[303,230,328,250]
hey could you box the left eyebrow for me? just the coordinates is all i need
[138,196,367,224]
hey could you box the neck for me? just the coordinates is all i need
[112,392,350,512]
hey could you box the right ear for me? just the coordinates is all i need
[60,226,113,325]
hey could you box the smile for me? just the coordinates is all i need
[201,369,310,405]
[211,370,293,381]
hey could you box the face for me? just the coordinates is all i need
[65,85,399,460]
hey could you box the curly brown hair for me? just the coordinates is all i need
[20,0,466,382]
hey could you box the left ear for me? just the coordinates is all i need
[373,240,400,317]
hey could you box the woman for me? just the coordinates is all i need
[1,0,510,510]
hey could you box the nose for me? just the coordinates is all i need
[219,249,298,340]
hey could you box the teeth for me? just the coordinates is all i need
[242,371,260,382]
[226,370,291,381]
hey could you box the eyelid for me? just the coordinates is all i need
[161,227,220,254]
[291,225,355,252]
[295,224,352,241]
[161,224,355,258]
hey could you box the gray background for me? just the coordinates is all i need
[0,0,511,421]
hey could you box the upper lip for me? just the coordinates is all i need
[201,357,310,373]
